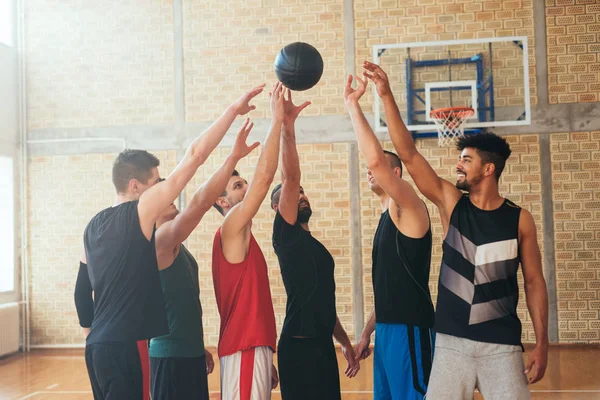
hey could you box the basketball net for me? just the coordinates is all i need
[430,107,475,147]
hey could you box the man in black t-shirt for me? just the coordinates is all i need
[269,91,359,400]
[346,72,435,400]
[77,85,266,400]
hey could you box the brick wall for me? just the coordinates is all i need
[551,131,600,343]
[360,135,544,343]
[185,143,354,346]
[183,0,347,122]
[546,0,600,104]
[22,1,600,346]
[27,151,178,345]
[25,0,175,129]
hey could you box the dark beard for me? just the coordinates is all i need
[456,174,482,191]
[456,180,470,191]
[297,207,312,223]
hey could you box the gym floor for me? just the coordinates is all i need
[1,346,599,400]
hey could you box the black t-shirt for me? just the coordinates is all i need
[84,201,168,344]
[272,212,337,338]
[372,209,434,328]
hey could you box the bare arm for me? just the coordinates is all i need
[221,83,286,246]
[363,61,461,220]
[355,308,375,360]
[333,316,360,378]
[138,84,266,240]
[519,209,549,384]
[344,74,429,237]
[155,120,259,251]
[278,91,311,225]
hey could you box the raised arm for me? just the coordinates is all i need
[278,91,311,225]
[519,209,549,384]
[363,61,461,217]
[155,119,260,250]
[344,74,428,235]
[137,84,266,239]
[222,82,286,238]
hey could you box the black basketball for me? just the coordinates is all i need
[274,42,324,91]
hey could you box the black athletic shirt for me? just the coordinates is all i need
[435,194,523,346]
[74,262,94,328]
[372,209,434,328]
[272,212,337,338]
[84,200,168,344]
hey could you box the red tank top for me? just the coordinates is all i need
[212,228,277,358]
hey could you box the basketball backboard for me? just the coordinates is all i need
[372,36,531,136]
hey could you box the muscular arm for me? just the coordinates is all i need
[221,83,285,262]
[277,90,311,225]
[138,85,265,240]
[363,62,461,223]
[155,120,259,252]
[344,80,429,236]
[278,123,301,225]
[519,209,549,384]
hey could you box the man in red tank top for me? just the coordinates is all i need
[211,82,288,400]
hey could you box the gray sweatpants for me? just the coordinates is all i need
[426,333,530,400]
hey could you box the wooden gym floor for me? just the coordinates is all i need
[1,345,599,400]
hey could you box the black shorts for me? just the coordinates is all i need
[277,335,341,400]
[150,355,209,400]
[85,341,143,400]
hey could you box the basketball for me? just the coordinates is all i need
[274,42,324,91]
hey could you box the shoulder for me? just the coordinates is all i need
[504,198,521,210]
[517,208,536,236]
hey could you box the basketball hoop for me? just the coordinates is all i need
[430,107,475,147]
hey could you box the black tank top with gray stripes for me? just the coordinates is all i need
[435,194,523,346]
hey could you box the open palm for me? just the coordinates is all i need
[231,118,260,160]
[231,83,266,115]
[283,89,311,125]
[344,73,368,104]
[363,61,392,98]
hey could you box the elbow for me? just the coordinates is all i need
[367,157,385,174]
[525,275,548,294]
[186,146,209,167]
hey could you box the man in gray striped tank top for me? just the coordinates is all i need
[363,61,549,400]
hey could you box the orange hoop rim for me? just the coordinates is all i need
[430,106,475,119]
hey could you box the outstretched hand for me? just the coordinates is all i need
[230,118,260,160]
[269,82,286,122]
[231,83,267,115]
[363,61,392,99]
[282,89,311,127]
[344,73,368,105]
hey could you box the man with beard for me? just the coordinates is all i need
[345,73,434,400]
[269,91,359,399]
[211,82,286,399]
[362,61,548,399]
